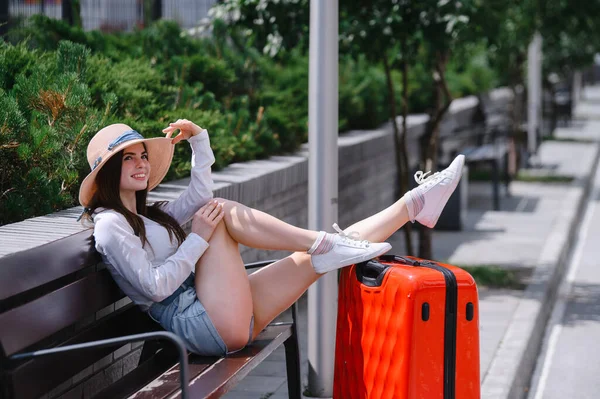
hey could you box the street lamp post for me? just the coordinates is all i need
[307,0,338,397]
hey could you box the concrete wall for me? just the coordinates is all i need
[0,88,513,398]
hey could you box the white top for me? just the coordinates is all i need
[93,130,214,310]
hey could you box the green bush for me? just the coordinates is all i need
[339,55,391,131]
[86,55,168,118]
[0,42,41,90]
[447,43,498,98]
[0,41,105,224]
[258,52,308,151]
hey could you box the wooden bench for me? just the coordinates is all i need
[442,93,512,211]
[0,229,301,399]
[548,84,573,131]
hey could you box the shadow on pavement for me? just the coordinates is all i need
[563,282,600,326]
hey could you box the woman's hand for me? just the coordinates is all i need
[191,199,224,242]
[162,119,204,145]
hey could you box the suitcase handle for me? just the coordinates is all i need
[355,259,390,287]
[356,256,441,287]
[378,254,438,267]
[379,254,421,265]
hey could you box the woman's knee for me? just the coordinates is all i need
[213,197,236,209]
[215,317,253,352]
[206,218,235,245]
[214,198,246,219]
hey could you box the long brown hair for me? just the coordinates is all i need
[86,144,187,248]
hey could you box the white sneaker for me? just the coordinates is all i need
[407,154,465,228]
[310,224,392,274]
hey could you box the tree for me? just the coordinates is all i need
[482,0,535,136]
[208,0,506,259]
[212,0,431,254]
[413,0,474,258]
[475,0,600,144]
[209,0,310,59]
[341,0,422,255]
[540,0,600,81]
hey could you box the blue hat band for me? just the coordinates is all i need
[91,130,145,171]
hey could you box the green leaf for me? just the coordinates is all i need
[57,41,90,79]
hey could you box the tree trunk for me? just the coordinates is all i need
[400,48,414,255]
[417,86,439,259]
[0,0,9,36]
[62,0,82,28]
[383,52,413,255]
[418,52,453,259]
[143,0,162,27]
[143,0,152,28]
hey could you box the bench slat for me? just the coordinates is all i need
[5,306,158,399]
[128,359,215,399]
[0,270,123,356]
[463,143,508,163]
[0,229,99,303]
[93,343,181,399]
[129,325,292,399]
[185,325,292,399]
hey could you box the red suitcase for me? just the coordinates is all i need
[333,255,480,399]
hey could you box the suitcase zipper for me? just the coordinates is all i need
[421,261,457,399]
[379,255,458,399]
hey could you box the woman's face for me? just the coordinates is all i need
[120,143,151,193]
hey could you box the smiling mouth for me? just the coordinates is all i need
[132,173,147,180]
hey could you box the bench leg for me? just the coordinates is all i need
[491,160,500,211]
[285,302,302,399]
[503,152,511,197]
[138,339,162,365]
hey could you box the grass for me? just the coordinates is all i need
[541,135,597,144]
[514,172,574,183]
[458,265,525,289]
[469,169,574,183]
[468,169,498,182]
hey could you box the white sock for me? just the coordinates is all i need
[405,190,425,222]
[307,231,336,255]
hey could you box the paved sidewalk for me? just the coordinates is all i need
[225,88,600,399]
[527,130,600,399]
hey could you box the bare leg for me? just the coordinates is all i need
[193,221,254,352]
[248,196,411,338]
[248,253,319,338]
[342,197,410,242]
[215,198,319,251]
[196,197,409,348]
[204,154,464,341]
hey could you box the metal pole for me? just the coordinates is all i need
[527,33,536,158]
[527,32,542,162]
[307,0,338,397]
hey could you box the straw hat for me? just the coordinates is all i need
[78,123,174,208]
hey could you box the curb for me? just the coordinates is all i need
[480,141,600,399]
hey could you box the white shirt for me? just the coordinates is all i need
[93,130,214,310]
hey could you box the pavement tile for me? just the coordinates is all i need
[223,375,286,396]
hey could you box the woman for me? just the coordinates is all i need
[80,120,464,356]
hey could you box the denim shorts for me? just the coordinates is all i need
[147,274,254,356]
